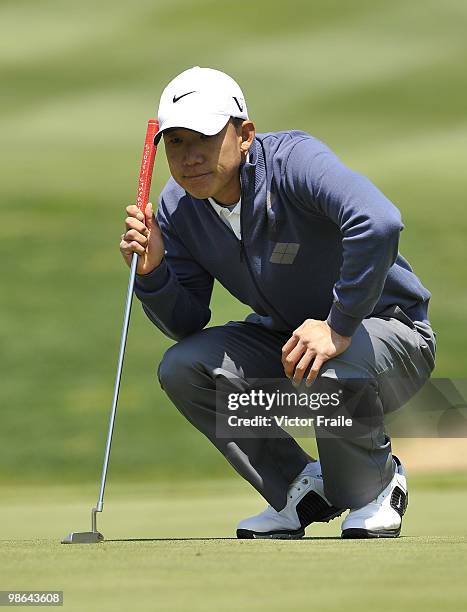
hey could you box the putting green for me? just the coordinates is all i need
[2,0,467,485]
[1,477,466,611]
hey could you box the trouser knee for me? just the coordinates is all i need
[314,374,383,425]
[157,342,199,396]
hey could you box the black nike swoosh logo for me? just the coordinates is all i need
[233,97,243,112]
[173,91,196,103]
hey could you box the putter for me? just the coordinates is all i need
[62,119,159,544]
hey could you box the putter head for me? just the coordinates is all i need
[61,531,104,544]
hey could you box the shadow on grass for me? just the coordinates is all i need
[105,536,344,542]
[107,538,237,542]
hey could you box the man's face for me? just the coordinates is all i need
[163,120,252,205]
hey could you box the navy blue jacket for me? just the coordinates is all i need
[135,131,431,340]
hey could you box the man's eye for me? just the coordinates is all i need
[168,137,182,145]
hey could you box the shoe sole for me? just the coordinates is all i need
[236,528,305,540]
[236,508,345,540]
[341,526,401,539]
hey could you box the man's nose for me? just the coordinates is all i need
[183,144,204,166]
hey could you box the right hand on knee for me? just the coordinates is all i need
[120,203,165,275]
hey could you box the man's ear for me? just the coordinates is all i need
[240,120,255,155]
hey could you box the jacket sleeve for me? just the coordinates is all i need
[134,198,214,340]
[285,138,404,337]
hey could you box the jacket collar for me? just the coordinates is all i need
[240,138,265,199]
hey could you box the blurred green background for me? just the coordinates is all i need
[1,0,466,485]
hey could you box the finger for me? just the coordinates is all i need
[292,349,315,387]
[123,240,146,256]
[282,334,299,356]
[126,204,146,223]
[145,202,154,227]
[125,217,149,235]
[145,202,162,236]
[305,355,326,387]
[281,335,300,373]
[283,342,306,379]
[124,229,148,247]
[119,237,131,258]
[120,237,140,256]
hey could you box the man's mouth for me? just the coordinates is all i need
[184,172,211,180]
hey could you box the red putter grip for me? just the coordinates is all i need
[135,119,159,214]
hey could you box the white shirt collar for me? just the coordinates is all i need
[208,198,240,215]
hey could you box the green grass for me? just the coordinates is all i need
[1,477,467,611]
[1,0,466,481]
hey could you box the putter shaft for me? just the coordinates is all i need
[94,252,139,521]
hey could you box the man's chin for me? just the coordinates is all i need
[176,176,215,200]
[184,188,211,200]
[183,184,214,200]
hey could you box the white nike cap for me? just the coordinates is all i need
[155,66,249,144]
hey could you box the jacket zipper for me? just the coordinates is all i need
[239,175,291,330]
[204,198,245,262]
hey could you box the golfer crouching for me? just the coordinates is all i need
[120,67,436,539]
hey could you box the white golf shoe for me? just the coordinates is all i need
[341,456,408,539]
[236,462,345,539]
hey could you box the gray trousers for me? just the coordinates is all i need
[157,307,436,511]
